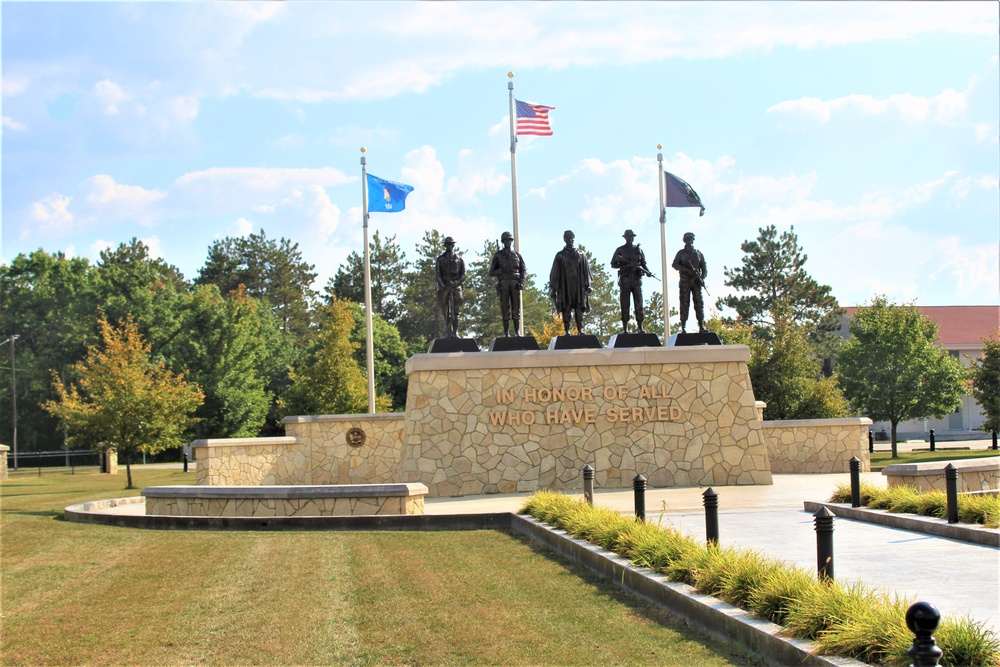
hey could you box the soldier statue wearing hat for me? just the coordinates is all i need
[610,229,651,333]
[672,231,708,333]
[489,231,526,337]
[436,236,466,338]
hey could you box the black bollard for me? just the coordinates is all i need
[929,429,935,452]
[993,431,998,451]
[183,452,189,473]
[582,464,594,505]
[945,463,959,524]
[633,474,646,521]
[703,487,719,545]
[868,430,874,454]
[813,507,834,581]
[906,601,943,666]
[849,456,862,508]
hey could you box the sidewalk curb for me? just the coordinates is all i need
[511,514,870,667]
[803,502,1000,547]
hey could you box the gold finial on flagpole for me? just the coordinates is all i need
[360,147,366,153]
[508,71,514,79]
[657,144,662,150]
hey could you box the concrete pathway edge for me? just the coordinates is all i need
[510,515,871,667]
[803,501,1000,547]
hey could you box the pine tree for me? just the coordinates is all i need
[327,230,409,323]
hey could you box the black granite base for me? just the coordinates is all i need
[608,332,662,349]
[548,334,603,350]
[667,332,723,346]
[488,336,541,352]
[428,337,481,353]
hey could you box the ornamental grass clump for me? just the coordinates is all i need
[831,482,1000,528]
[520,491,1000,666]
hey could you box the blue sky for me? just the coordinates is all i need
[3,2,998,317]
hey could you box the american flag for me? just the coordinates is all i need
[516,99,554,136]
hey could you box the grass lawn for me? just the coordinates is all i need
[1,469,759,666]
[870,448,1000,468]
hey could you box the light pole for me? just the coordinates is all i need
[2,335,18,470]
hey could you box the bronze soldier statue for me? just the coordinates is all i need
[435,236,466,338]
[671,231,708,333]
[610,229,650,333]
[488,231,526,337]
[549,230,592,335]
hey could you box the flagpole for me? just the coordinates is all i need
[507,72,525,337]
[658,145,670,336]
[360,147,376,414]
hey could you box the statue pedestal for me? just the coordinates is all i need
[608,332,662,348]
[489,336,540,352]
[548,335,602,350]
[428,338,480,353]
[667,332,723,347]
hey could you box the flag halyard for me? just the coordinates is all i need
[515,99,555,136]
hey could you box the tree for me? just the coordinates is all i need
[717,225,841,349]
[970,329,1000,434]
[528,313,567,350]
[0,250,99,451]
[577,244,618,338]
[747,321,848,420]
[838,297,967,457]
[196,229,317,339]
[398,230,446,348]
[166,285,272,439]
[280,297,386,417]
[345,303,410,411]
[462,240,504,346]
[94,238,190,356]
[326,231,408,323]
[43,317,204,488]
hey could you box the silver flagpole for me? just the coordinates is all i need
[507,71,524,336]
[360,147,376,413]
[658,146,669,336]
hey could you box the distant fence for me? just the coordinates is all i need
[6,449,103,474]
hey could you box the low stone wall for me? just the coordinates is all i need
[193,414,407,486]
[142,483,427,517]
[0,445,8,481]
[882,457,1000,493]
[762,418,872,474]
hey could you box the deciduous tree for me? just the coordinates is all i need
[43,317,203,488]
[970,329,1000,435]
[838,297,967,457]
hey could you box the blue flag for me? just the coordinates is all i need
[367,173,414,213]
[664,171,705,216]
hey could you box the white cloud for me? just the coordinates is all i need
[169,95,199,121]
[90,239,113,257]
[29,194,74,235]
[767,89,968,125]
[2,116,26,132]
[80,175,166,226]
[226,218,255,237]
[930,237,1000,300]
[269,133,304,149]
[94,79,129,115]
[140,236,164,260]
[2,75,29,96]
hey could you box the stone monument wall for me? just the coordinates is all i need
[761,418,873,474]
[401,346,773,497]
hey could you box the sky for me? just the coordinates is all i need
[2,2,998,322]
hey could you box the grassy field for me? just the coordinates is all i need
[870,447,1000,468]
[1,470,760,666]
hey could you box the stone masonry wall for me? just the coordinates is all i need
[401,346,773,497]
[0,445,7,481]
[146,494,422,517]
[761,418,873,474]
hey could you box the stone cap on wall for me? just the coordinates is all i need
[761,418,873,428]
[142,483,429,499]
[0,445,8,451]
[281,413,405,424]
[882,457,1000,477]
[190,436,299,449]
[405,344,751,375]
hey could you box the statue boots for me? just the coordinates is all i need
[636,317,645,334]
[512,319,521,337]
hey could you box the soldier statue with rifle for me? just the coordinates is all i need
[489,231,526,337]
[671,231,708,334]
[610,229,654,334]
[435,236,466,338]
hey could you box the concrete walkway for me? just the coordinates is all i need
[424,473,999,636]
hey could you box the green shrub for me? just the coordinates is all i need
[830,483,1000,528]
[521,492,1000,667]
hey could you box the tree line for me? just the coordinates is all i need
[3,225,994,462]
